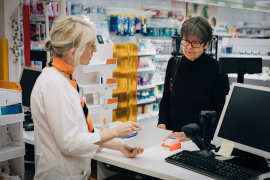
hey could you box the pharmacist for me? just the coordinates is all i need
[31,16,143,180]
[157,16,230,141]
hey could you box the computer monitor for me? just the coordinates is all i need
[18,67,42,111]
[213,82,270,159]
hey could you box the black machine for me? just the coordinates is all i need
[219,57,262,83]
[19,66,42,131]
[165,83,270,180]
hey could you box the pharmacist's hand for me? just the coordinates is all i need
[157,124,166,130]
[113,121,142,138]
[120,146,144,158]
[164,132,190,142]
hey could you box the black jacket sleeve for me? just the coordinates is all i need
[158,57,175,126]
[213,73,230,133]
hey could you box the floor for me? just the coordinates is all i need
[23,117,158,180]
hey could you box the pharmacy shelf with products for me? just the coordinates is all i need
[0,82,25,180]
[220,38,270,83]
[136,39,166,123]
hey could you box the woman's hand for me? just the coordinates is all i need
[113,121,142,138]
[157,124,166,130]
[120,146,144,158]
[164,132,190,142]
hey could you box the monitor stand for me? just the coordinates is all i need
[225,149,269,174]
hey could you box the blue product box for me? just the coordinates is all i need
[1,104,22,116]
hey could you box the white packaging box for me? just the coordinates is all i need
[0,90,7,106]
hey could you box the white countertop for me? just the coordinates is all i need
[94,141,270,180]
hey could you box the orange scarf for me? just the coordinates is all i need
[49,57,94,133]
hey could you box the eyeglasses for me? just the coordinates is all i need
[181,39,203,48]
[86,44,97,51]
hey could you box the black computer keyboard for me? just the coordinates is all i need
[165,150,262,180]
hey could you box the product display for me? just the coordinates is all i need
[154,43,172,55]
[138,39,156,53]
[110,13,147,35]
[137,57,153,69]
[144,7,185,21]
[0,164,21,180]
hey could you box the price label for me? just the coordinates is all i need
[109,84,117,89]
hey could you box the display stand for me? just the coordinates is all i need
[0,81,25,179]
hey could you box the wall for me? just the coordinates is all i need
[217,6,269,28]
[0,0,21,82]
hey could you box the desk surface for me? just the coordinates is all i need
[94,141,270,180]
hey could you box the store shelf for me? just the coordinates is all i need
[155,81,164,86]
[137,84,155,90]
[213,33,232,37]
[86,102,118,115]
[155,94,163,99]
[237,34,270,38]
[138,52,156,56]
[0,113,24,126]
[151,40,172,44]
[23,130,35,145]
[137,112,159,122]
[155,54,172,59]
[220,54,270,60]
[77,79,117,94]
[228,74,270,81]
[236,26,270,30]
[137,97,156,105]
[82,61,117,73]
[137,67,156,72]
[0,145,25,162]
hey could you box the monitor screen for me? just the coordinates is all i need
[19,67,41,110]
[217,86,270,153]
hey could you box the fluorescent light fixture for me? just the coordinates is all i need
[185,0,207,4]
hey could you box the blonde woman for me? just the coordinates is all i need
[31,16,143,180]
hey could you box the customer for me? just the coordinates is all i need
[31,16,143,180]
[157,16,229,142]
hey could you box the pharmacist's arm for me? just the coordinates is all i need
[213,73,230,134]
[158,57,174,128]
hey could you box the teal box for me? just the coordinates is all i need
[1,104,22,116]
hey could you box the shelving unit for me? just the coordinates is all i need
[0,84,25,179]
[155,54,172,59]
[138,52,157,56]
[155,94,163,99]
[137,84,156,90]
[137,112,159,122]
[137,97,156,105]
[82,60,117,73]
[74,44,118,125]
[23,131,35,146]
[137,66,156,72]
[77,79,117,94]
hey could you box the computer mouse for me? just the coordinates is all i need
[24,124,34,131]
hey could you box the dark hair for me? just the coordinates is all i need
[181,16,213,46]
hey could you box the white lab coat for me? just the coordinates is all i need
[31,68,101,180]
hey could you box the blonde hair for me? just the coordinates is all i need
[44,16,96,66]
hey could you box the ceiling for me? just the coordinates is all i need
[221,0,270,7]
